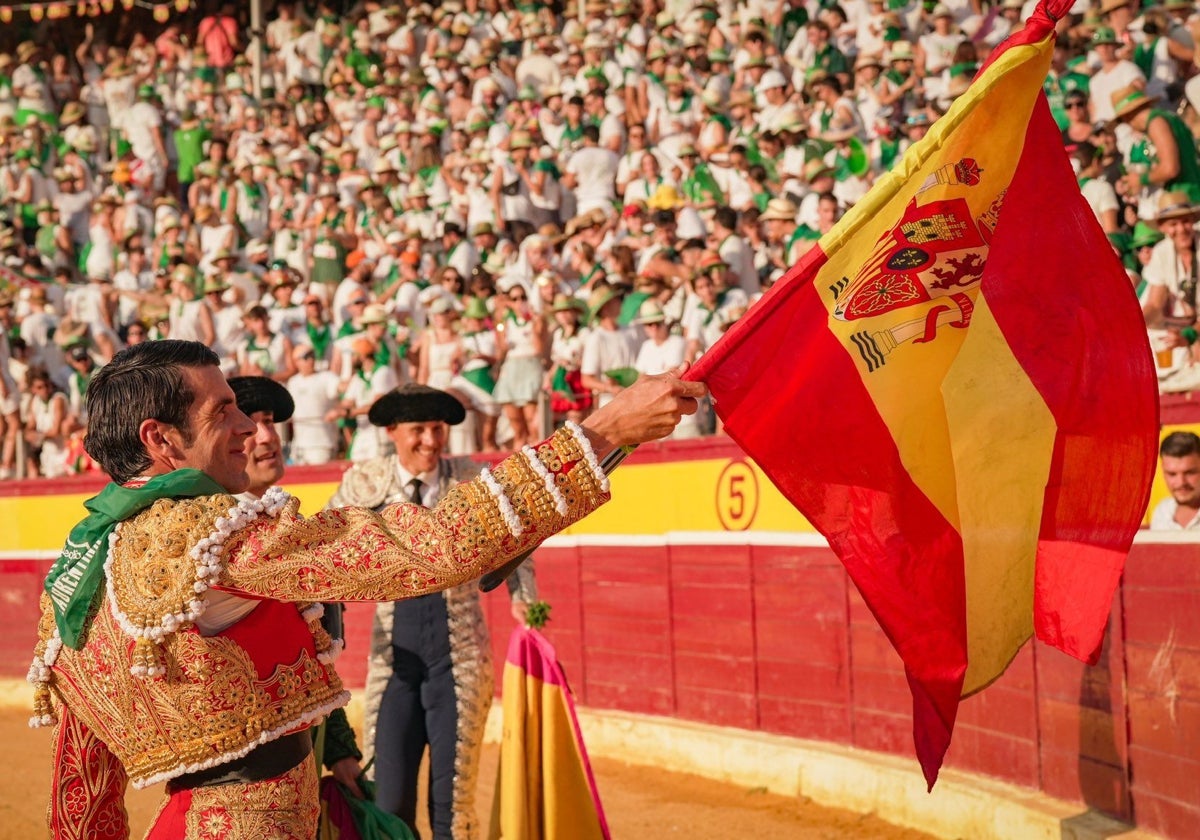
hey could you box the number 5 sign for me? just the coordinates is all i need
[716,459,759,531]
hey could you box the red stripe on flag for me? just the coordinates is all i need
[981,95,1158,662]
[698,258,967,787]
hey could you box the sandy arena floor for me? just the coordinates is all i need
[5,707,936,839]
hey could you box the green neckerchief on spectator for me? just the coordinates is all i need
[707,113,732,131]
[668,92,693,113]
[307,322,332,359]
[240,181,263,210]
[561,122,584,144]
[698,291,728,327]
[375,339,392,369]
[71,369,90,397]
[45,469,225,649]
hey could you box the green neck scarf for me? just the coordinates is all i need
[307,322,332,359]
[45,469,226,649]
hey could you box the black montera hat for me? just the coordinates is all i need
[229,376,295,422]
[368,383,466,427]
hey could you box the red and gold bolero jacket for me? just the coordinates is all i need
[29,426,610,838]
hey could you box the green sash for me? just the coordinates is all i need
[44,469,226,649]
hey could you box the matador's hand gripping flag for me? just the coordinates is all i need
[687,0,1158,787]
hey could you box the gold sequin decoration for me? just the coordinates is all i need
[220,428,608,605]
[182,752,319,839]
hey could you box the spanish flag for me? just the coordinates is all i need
[689,0,1158,787]
[490,627,610,840]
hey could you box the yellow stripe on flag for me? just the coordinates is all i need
[801,36,1059,695]
[943,294,1056,693]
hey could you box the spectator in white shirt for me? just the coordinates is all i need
[1150,431,1200,530]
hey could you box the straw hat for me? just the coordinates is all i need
[360,303,390,325]
[889,40,915,61]
[586,285,624,324]
[855,53,884,72]
[804,158,836,182]
[1110,84,1158,122]
[202,277,231,295]
[551,293,586,314]
[729,90,757,110]
[632,300,667,324]
[59,102,86,127]
[760,197,798,222]
[16,42,38,63]
[1155,190,1199,222]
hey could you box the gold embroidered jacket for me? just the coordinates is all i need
[31,427,609,839]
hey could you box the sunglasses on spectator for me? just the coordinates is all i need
[1066,101,1086,109]
[509,292,527,300]
[298,352,315,360]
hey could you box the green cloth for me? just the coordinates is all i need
[34,224,57,261]
[778,7,809,49]
[175,125,211,182]
[812,43,848,77]
[879,137,901,171]
[461,365,496,394]
[1133,38,1157,81]
[533,158,560,179]
[44,469,226,649]
[680,163,724,205]
[306,322,333,359]
[605,367,639,388]
[1149,108,1200,202]
[550,365,573,399]
[311,235,347,285]
[346,49,383,87]
[332,777,417,840]
[618,291,652,327]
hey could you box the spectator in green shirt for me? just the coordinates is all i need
[173,113,210,210]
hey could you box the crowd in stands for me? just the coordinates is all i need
[0,0,1197,478]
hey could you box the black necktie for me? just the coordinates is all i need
[407,478,425,506]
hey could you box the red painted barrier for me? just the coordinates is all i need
[5,541,1196,836]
